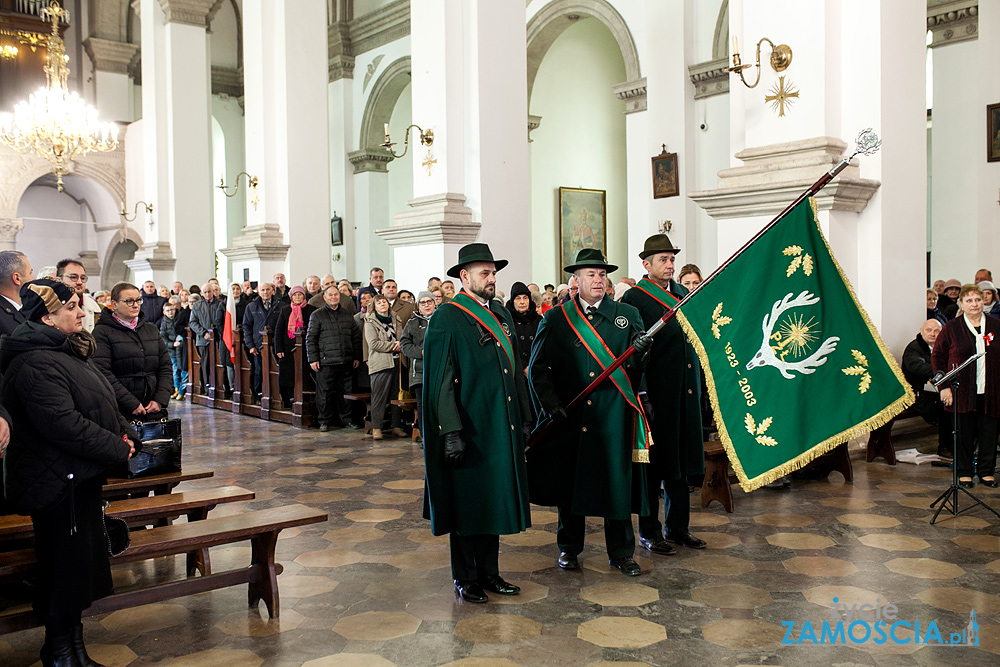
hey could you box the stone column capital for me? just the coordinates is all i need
[0,218,24,250]
[126,241,177,272]
[348,149,394,174]
[688,58,730,100]
[528,115,542,142]
[612,78,647,114]
[156,0,224,28]
[83,38,140,75]
[927,0,978,47]
[221,224,291,262]
[377,193,481,248]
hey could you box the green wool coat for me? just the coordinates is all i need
[527,297,649,520]
[421,295,532,537]
[621,280,705,481]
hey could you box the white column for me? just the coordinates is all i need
[133,0,217,283]
[230,0,331,284]
[83,38,138,123]
[380,0,529,294]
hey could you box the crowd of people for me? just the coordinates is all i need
[906,270,1000,491]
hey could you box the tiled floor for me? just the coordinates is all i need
[2,402,999,666]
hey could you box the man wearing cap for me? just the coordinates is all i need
[527,248,652,576]
[422,243,532,603]
[621,234,707,555]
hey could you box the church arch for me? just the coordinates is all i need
[102,229,142,287]
[713,0,729,61]
[527,0,640,104]
[358,56,412,150]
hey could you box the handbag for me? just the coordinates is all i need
[102,501,130,557]
[126,416,183,478]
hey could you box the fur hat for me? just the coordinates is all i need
[19,279,76,322]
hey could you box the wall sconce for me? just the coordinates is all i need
[381,123,434,159]
[658,220,672,235]
[0,45,17,60]
[726,37,793,89]
[120,200,153,222]
[218,172,259,210]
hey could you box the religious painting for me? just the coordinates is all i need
[559,187,607,272]
[651,146,679,198]
[330,212,344,246]
[988,102,1000,162]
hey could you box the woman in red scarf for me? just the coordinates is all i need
[274,286,315,408]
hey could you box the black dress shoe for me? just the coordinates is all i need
[344,422,362,430]
[981,478,998,488]
[454,580,488,603]
[609,556,641,576]
[478,574,520,595]
[667,531,707,549]
[959,478,975,489]
[557,552,580,570]
[639,536,676,555]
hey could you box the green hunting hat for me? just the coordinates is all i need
[563,248,618,274]
[447,243,509,279]
[639,233,681,260]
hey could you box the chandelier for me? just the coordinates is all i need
[0,1,118,191]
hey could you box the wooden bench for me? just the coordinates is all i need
[104,466,214,498]
[345,393,372,434]
[0,504,327,635]
[390,398,419,442]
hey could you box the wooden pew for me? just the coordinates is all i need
[0,504,327,634]
[390,398,419,442]
[345,393,373,434]
[103,466,214,498]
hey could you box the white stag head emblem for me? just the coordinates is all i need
[746,291,839,379]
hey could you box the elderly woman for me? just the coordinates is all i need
[400,291,435,444]
[93,282,173,419]
[505,282,542,373]
[926,289,947,325]
[364,293,401,440]
[978,281,1000,318]
[1,279,136,666]
[274,286,315,407]
[932,284,1000,488]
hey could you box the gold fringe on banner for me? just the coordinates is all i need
[676,197,914,492]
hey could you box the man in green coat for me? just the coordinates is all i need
[621,234,707,555]
[423,243,532,603]
[527,248,652,576]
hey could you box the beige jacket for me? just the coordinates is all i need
[363,310,398,374]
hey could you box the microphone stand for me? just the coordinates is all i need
[929,352,1000,523]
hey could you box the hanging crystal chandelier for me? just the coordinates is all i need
[0,1,118,191]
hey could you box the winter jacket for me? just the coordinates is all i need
[140,292,168,326]
[306,305,361,366]
[275,303,316,357]
[242,298,284,351]
[189,296,225,348]
[399,313,429,386]
[160,313,187,365]
[364,311,398,374]
[93,309,173,415]
[1,322,135,515]
[506,302,542,372]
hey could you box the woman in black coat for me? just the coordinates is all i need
[93,282,173,419]
[505,282,542,373]
[1,279,135,666]
[274,286,315,407]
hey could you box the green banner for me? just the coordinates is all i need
[676,198,914,491]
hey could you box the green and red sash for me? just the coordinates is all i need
[448,291,516,374]
[633,278,681,310]
[561,298,652,462]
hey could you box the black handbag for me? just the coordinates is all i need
[126,417,183,478]
[102,501,130,557]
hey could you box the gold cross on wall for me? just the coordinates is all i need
[422,150,437,176]
[765,76,800,118]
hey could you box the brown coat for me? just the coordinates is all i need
[931,314,1000,415]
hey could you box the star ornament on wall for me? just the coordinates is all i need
[765,76,799,117]
[422,150,437,176]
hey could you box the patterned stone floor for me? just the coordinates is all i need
[2,402,999,666]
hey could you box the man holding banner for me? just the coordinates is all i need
[422,243,532,604]
[527,249,652,576]
[622,234,706,554]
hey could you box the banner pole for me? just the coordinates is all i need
[525,130,881,453]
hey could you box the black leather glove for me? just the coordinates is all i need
[443,431,466,467]
[549,406,568,423]
[632,334,653,355]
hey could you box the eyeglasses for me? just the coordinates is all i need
[64,274,88,283]
[418,299,435,306]
[119,298,143,306]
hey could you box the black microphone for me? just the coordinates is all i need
[930,370,945,386]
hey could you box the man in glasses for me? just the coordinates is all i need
[56,258,101,333]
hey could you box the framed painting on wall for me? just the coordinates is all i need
[988,102,1000,162]
[559,187,607,273]
[651,145,679,198]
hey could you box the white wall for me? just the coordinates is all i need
[16,187,93,278]
[382,81,413,279]
[529,18,627,286]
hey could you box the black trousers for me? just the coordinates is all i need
[250,352,262,398]
[316,363,352,426]
[557,507,634,561]
[197,344,211,391]
[638,477,690,540]
[370,364,401,430]
[449,533,499,581]
[955,395,999,478]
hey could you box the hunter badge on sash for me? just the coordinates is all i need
[501,322,511,336]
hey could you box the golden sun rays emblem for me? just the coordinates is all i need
[765,76,799,118]
[772,312,820,362]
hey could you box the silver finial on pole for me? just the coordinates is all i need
[827,128,881,179]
